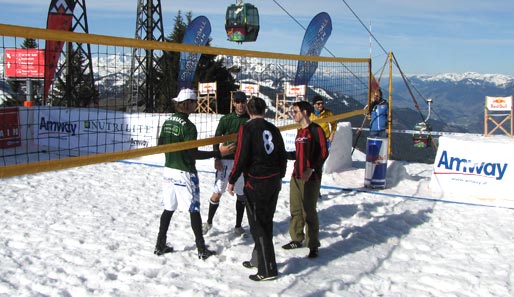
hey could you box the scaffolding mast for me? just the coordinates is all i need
[52,0,97,107]
[129,0,165,112]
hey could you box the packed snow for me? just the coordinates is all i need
[1,138,514,296]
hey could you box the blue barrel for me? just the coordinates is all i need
[364,137,388,188]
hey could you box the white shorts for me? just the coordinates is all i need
[161,167,200,212]
[213,159,245,197]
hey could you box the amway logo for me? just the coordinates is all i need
[435,150,508,180]
[39,117,77,136]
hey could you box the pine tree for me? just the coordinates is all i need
[154,11,189,112]
[21,38,38,49]
[49,45,98,107]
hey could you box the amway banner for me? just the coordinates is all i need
[430,135,514,208]
[35,108,159,154]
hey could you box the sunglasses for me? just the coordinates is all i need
[314,102,323,105]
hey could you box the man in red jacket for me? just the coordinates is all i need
[282,101,328,258]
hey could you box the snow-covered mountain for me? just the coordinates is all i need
[3,52,514,134]
[410,72,514,88]
[392,72,514,133]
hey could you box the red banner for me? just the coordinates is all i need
[44,0,76,103]
[0,107,21,148]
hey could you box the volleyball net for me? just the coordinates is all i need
[0,24,370,178]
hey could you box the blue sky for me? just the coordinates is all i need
[1,0,514,75]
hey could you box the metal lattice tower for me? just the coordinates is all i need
[129,0,165,112]
[54,0,97,107]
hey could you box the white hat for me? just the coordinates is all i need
[173,88,197,102]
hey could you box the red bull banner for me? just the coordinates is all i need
[486,96,512,111]
[44,0,76,103]
[285,83,306,97]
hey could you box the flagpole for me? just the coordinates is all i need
[369,19,372,59]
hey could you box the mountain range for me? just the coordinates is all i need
[391,72,514,134]
[3,54,514,161]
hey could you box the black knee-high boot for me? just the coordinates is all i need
[190,212,216,259]
[155,210,174,255]
[235,197,246,228]
[190,211,206,249]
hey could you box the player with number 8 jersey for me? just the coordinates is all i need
[228,97,287,281]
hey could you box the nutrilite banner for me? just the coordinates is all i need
[34,107,159,154]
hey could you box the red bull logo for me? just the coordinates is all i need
[364,138,388,188]
[488,96,511,110]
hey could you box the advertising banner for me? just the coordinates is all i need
[486,96,512,111]
[240,83,259,96]
[0,107,21,148]
[35,108,159,154]
[294,12,332,86]
[285,83,306,97]
[431,135,514,208]
[198,82,216,95]
[44,0,76,102]
[178,16,211,90]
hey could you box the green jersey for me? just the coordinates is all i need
[160,112,198,173]
[214,112,249,160]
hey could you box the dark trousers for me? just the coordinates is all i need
[244,176,281,277]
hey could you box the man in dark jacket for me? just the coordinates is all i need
[228,97,287,281]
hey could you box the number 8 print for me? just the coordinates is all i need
[262,130,274,154]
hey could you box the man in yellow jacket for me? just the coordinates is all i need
[309,95,337,148]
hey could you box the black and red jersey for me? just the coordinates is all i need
[229,118,287,184]
[290,122,328,181]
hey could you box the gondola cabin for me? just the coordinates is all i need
[412,122,432,148]
[225,2,259,43]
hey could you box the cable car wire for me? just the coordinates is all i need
[339,0,388,57]
[271,0,368,89]
[272,0,439,136]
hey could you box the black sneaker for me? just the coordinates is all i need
[154,245,174,256]
[249,274,278,281]
[282,241,303,250]
[242,261,255,269]
[308,247,318,258]
[198,247,216,260]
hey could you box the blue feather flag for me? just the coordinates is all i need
[294,12,332,86]
[178,16,211,90]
